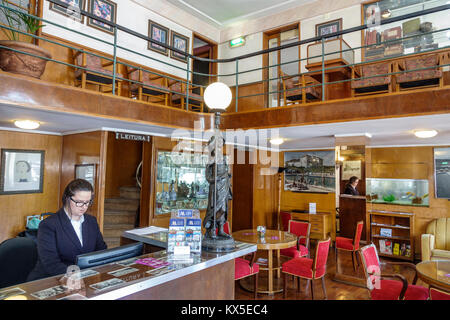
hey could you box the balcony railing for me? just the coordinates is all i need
[0,0,449,113]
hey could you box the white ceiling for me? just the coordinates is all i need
[165,0,317,27]
[1,103,449,150]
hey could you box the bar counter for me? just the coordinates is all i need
[0,230,256,300]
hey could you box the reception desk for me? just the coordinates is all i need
[339,194,367,241]
[0,230,256,300]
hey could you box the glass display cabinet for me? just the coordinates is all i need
[155,151,210,215]
[362,0,450,61]
[366,177,429,206]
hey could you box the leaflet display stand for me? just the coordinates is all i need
[167,209,202,256]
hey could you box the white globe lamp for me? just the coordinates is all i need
[204,82,232,112]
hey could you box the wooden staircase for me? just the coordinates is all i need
[103,186,140,248]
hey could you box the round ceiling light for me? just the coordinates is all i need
[269,137,284,145]
[14,120,40,130]
[414,129,438,138]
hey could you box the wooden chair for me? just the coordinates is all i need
[280,220,311,259]
[335,220,364,273]
[359,243,428,300]
[351,62,394,96]
[280,71,321,105]
[127,66,169,105]
[282,237,331,300]
[169,80,204,112]
[429,286,450,300]
[235,252,259,299]
[395,53,444,91]
[73,50,122,96]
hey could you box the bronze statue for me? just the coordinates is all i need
[203,134,233,242]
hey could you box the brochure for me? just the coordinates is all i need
[186,218,202,253]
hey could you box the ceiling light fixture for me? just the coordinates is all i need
[14,120,40,130]
[270,137,284,145]
[414,130,438,138]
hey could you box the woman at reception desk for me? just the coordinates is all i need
[339,176,367,240]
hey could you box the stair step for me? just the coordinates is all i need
[104,198,140,211]
[104,210,136,224]
[104,237,121,249]
[103,223,135,238]
[119,186,141,200]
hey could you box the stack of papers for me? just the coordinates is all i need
[125,226,168,235]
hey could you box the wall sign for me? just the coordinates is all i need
[115,132,150,142]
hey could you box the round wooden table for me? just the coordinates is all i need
[416,260,450,291]
[233,229,297,294]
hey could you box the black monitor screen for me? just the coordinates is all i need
[76,242,143,269]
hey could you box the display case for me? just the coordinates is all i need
[362,0,450,61]
[155,151,210,215]
[366,177,429,206]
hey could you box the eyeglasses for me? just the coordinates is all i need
[70,197,93,207]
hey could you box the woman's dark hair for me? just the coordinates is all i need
[348,176,359,184]
[62,179,94,206]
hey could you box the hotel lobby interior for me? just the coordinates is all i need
[0,0,449,302]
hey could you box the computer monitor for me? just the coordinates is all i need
[76,242,143,269]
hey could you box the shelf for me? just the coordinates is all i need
[371,223,410,230]
[372,235,411,241]
[378,253,413,261]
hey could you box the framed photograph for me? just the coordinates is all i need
[315,18,342,40]
[284,150,335,193]
[148,20,169,56]
[86,0,117,35]
[170,31,189,63]
[0,149,45,195]
[434,147,450,199]
[49,0,85,23]
[342,160,361,180]
[75,164,96,189]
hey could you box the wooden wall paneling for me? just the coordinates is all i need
[60,131,105,228]
[232,148,254,231]
[139,138,152,227]
[365,146,450,258]
[229,82,266,113]
[0,131,62,242]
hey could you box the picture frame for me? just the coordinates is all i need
[434,147,450,199]
[0,149,45,195]
[49,0,85,23]
[284,150,335,193]
[170,31,189,63]
[86,0,117,35]
[148,20,169,56]
[342,160,362,180]
[75,163,96,189]
[315,18,342,41]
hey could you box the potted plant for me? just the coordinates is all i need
[0,0,52,79]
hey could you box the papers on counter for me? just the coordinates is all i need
[124,226,168,235]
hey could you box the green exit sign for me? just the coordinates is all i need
[229,37,245,48]
[442,162,448,165]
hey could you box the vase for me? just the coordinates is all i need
[0,41,52,79]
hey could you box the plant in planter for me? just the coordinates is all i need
[0,0,52,78]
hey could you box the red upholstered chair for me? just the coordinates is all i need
[169,80,204,112]
[282,237,331,300]
[280,220,310,259]
[359,243,429,300]
[235,252,259,299]
[127,66,169,105]
[280,211,292,232]
[335,220,364,273]
[429,287,450,300]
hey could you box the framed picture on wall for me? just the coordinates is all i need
[434,147,450,199]
[0,149,45,195]
[75,164,96,189]
[170,31,189,63]
[342,160,361,180]
[148,20,169,56]
[315,18,342,41]
[284,150,335,193]
[86,0,117,35]
[49,0,85,23]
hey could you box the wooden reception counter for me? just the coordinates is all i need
[0,230,256,300]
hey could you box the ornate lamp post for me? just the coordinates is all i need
[201,82,235,252]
